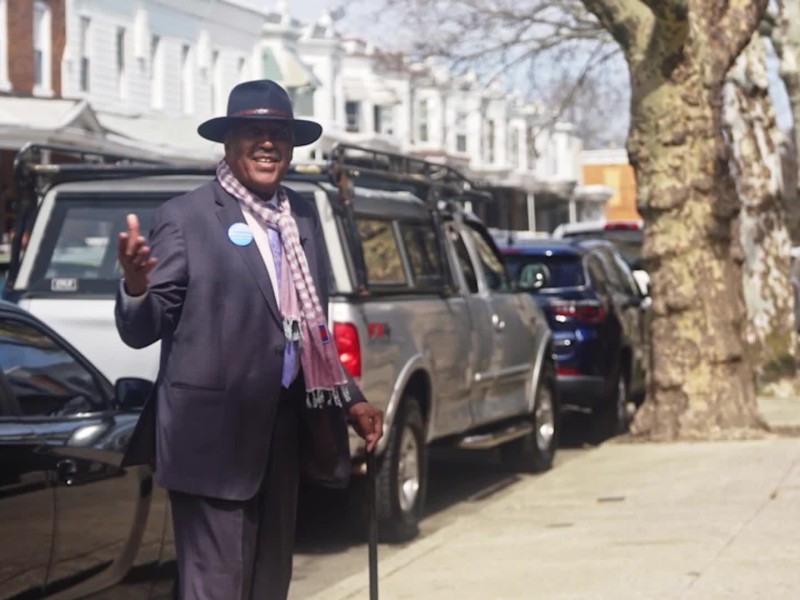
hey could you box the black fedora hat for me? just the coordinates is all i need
[197,79,322,146]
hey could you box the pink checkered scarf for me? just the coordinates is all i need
[217,160,350,408]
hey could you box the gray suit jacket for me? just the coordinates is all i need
[116,180,363,501]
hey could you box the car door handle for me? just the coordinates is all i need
[492,314,506,331]
[56,459,79,485]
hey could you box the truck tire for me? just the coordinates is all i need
[376,396,427,543]
[500,361,559,473]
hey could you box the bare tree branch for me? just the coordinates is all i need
[639,0,687,21]
[713,0,770,73]
[579,0,653,56]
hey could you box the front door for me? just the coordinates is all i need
[0,316,144,595]
[462,226,532,423]
[0,376,53,600]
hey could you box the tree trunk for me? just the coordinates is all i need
[723,32,797,382]
[778,0,800,193]
[579,1,769,439]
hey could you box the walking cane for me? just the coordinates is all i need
[366,450,379,600]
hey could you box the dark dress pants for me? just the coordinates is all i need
[169,388,300,600]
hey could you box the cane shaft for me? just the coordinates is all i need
[367,450,379,600]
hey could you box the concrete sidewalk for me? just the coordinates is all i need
[311,396,800,600]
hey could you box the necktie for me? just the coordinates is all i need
[267,222,298,388]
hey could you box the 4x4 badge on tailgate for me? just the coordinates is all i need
[51,278,78,292]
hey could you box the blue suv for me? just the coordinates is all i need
[500,238,650,436]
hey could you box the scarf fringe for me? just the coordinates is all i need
[305,385,351,409]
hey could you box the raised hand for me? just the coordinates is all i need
[117,214,157,296]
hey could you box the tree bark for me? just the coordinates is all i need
[582,0,768,439]
[723,32,797,382]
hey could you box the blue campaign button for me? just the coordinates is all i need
[228,222,253,247]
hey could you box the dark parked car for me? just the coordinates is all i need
[500,238,650,436]
[0,301,174,600]
[553,219,649,296]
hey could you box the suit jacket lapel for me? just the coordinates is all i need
[213,183,283,328]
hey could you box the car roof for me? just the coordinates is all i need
[0,299,31,316]
[552,219,643,237]
[573,238,620,253]
[499,238,583,257]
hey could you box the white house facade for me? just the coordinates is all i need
[0,0,607,233]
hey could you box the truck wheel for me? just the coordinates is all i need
[376,397,427,543]
[595,368,630,439]
[501,361,558,473]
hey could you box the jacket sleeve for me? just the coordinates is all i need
[115,208,188,349]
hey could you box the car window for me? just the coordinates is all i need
[586,256,610,299]
[355,218,408,286]
[465,228,510,292]
[562,229,642,270]
[595,250,628,293]
[28,195,166,295]
[399,219,444,290]
[447,226,478,294]
[609,251,641,296]
[504,254,585,289]
[0,318,107,417]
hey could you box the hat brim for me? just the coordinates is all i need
[197,115,323,146]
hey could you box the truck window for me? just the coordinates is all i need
[448,227,478,294]
[466,228,510,292]
[399,220,443,291]
[355,218,408,287]
[27,195,165,295]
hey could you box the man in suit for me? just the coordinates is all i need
[115,79,383,600]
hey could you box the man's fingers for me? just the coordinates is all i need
[126,214,141,256]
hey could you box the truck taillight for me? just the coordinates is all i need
[550,300,607,324]
[333,322,361,378]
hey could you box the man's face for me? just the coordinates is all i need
[224,121,294,199]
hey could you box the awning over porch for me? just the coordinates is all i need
[261,45,320,91]
[0,97,166,160]
[96,112,219,163]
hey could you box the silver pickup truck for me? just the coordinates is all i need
[6,143,557,541]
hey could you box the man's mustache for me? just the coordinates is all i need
[252,150,282,161]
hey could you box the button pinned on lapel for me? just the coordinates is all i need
[228,222,254,247]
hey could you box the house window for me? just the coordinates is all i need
[417,99,429,142]
[510,127,520,168]
[527,125,537,169]
[455,111,468,153]
[116,27,127,100]
[79,16,90,92]
[0,0,10,90]
[181,44,194,115]
[237,56,247,83]
[373,105,394,135]
[486,120,495,163]
[345,101,361,132]
[150,35,164,109]
[32,0,52,95]
[211,50,222,115]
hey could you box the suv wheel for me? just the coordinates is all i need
[501,361,559,473]
[375,397,427,542]
[595,368,630,439]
